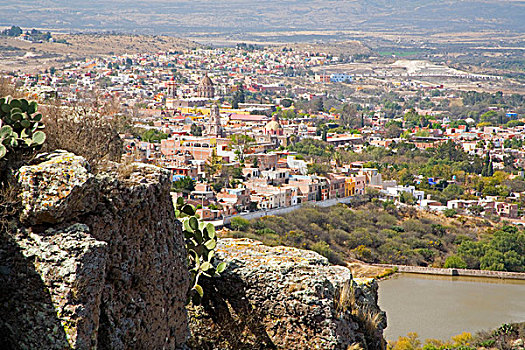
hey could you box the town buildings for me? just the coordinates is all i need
[6,43,524,222]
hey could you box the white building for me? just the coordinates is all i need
[383,185,425,203]
[287,155,308,175]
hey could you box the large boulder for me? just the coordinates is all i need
[18,152,97,226]
[188,238,386,350]
[1,152,190,349]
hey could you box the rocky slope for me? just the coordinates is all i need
[188,238,386,350]
[0,152,189,349]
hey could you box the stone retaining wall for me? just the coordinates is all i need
[376,264,525,280]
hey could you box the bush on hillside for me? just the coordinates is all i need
[444,255,468,269]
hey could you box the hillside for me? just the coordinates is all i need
[221,202,525,274]
[0,34,198,72]
[2,1,524,36]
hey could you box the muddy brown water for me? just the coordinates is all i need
[378,273,525,341]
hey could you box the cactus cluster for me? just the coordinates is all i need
[175,196,226,304]
[0,96,46,159]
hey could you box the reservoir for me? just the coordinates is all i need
[378,273,525,341]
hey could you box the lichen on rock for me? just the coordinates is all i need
[15,223,108,348]
[1,151,190,349]
[18,151,95,226]
[188,238,386,350]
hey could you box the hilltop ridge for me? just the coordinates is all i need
[2,0,524,35]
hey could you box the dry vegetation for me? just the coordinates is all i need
[334,282,386,350]
[0,34,199,72]
[222,202,493,267]
[0,79,129,235]
[41,102,123,169]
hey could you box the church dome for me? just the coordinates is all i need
[199,74,214,87]
[197,74,215,98]
[265,115,282,133]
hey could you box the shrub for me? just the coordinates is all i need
[311,241,343,264]
[353,244,373,261]
[451,332,472,347]
[256,228,276,236]
[230,216,250,231]
[389,332,421,350]
[41,102,122,169]
[444,255,468,269]
[443,209,457,218]
[399,191,417,205]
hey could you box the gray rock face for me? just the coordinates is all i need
[188,238,386,350]
[16,223,108,348]
[1,152,190,349]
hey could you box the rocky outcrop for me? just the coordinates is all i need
[188,238,386,350]
[1,151,387,350]
[0,152,190,349]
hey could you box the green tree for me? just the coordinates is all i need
[231,86,245,109]
[307,163,330,176]
[399,191,416,205]
[468,205,484,216]
[443,183,464,201]
[230,216,250,231]
[204,149,222,180]
[281,98,293,107]
[172,176,195,196]
[141,129,168,143]
[229,134,254,162]
[289,138,333,158]
[2,26,22,37]
[480,110,498,124]
[190,123,202,136]
[443,209,457,218]
[444,255,467,269]
[480,249,506,271]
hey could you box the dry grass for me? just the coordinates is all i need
[348,260,393,279]
[0,78,24,98]
[347,344,364,350]
[116,158,136,180]
[0,181,21,233]
[41,101,123,171]
[335,282,386,350]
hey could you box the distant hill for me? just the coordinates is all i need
[0,34,198,72]
[1,0,524,37]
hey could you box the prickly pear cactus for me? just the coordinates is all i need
[0,96,46,160]
[175,196,226,304]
